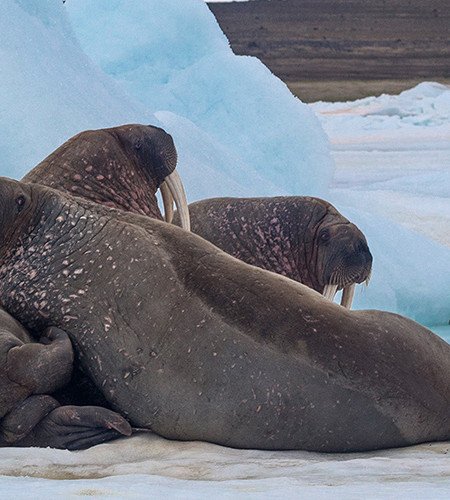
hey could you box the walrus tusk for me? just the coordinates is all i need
[340,284,355,309]
[323,284,338,302]
[160,170,190,231]
[160,182,174,223]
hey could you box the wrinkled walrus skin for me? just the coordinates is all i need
[0,124,182,448]
[23,124,178,220]
[0,178,448,452]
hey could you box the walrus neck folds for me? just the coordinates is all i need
[0,194,105,332]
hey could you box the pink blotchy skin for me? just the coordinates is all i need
[182,196,373,293]
[22,124,178,221]
[24,124,371,295]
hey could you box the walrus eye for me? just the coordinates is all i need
[134,139,142,150]
[16,195,26,213]
[319,229,330,243]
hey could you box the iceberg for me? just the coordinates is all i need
[65,0,333,196]
[0,0,157,178]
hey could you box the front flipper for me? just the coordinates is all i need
[1,394,59,444]
[11,405,132,450]
[7,326,73,394]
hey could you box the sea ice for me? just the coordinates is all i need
[0,434,448,500]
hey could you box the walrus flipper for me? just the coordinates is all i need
[1,323,131,450]
[0,394,59,444]
[7,326,73,394]
[5,404,132,450]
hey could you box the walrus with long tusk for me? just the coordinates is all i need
[0,177,448,452]
[22,124,190,231]
[0,124,189,448]
[173,197,372,309]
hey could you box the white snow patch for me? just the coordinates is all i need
[0,435,448,500]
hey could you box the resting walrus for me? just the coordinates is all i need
[0,124,188,448]
[22,123,190,229]
[0,177,448,452]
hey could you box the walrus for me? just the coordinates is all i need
[24,124,370,308]
[0,308,131,449]
[0,177,448,452]
[173,197,372,308]
[23,123,190,230]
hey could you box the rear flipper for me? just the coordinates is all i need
[1,396,132,450]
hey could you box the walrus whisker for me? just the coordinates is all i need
[340,284,355,309]
[163,170,190,231]
[160,181,174,224]
[323,284,338,301]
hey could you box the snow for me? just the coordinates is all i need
[0,1,449,496]
[311,83,450,247]
[0,435,449,500]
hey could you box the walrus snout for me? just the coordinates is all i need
[337,238,373,282]
[319,224,373,309]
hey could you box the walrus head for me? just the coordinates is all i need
[314,218,373,308]
[0,179,36,263]
[22,124,190,230]
[179,196,372,309]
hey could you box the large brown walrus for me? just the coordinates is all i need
[0,124,192,449]
[23,124,190,229]
[0,177,448,452]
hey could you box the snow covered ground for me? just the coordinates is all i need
[0,1,449,497]
[0,435,448,500]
